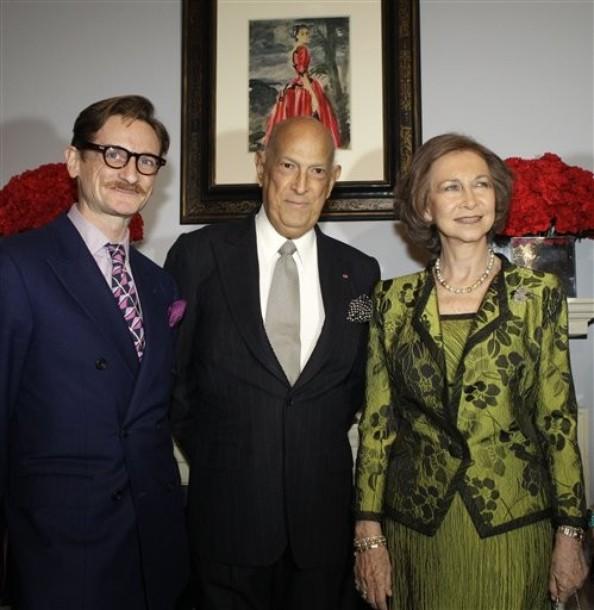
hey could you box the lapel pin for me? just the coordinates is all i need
[342,273,349,279]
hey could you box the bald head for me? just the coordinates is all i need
[265,117,336,165]
[255,117,341,239]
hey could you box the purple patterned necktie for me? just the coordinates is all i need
[106,244,145,360]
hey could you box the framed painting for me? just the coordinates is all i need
[181,0,421,223]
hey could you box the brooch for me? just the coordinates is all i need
[512,287,529,303]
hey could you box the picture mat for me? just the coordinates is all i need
[216,0,383,185]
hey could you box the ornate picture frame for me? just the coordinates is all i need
[181,0,421,223]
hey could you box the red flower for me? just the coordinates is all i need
[501,154,594,237]
[0,163,144,241]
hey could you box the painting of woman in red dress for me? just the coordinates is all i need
[262,24,342,147]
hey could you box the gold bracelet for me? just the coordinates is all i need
[557,525,585,543]
[353,535,387,553]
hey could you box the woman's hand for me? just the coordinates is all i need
[354,521,393,610]
[549,530,588,603]
[355,546,393,609]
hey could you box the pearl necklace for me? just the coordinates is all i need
[434,248,496,294]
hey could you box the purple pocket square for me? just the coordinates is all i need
[168,299,187,328]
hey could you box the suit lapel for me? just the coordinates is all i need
[296,230,351,388]
[213,218,286,383]
[129,248,163,368]
[411,270,447,378]
[46,215,139,377]
[122,249,168,421]
[461,256,510,360]
[407,270,474,439]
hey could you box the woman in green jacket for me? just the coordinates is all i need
[353,133,588,610]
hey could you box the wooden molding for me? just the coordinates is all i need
[568,298,594,338]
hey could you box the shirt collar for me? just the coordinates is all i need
[67,204,130,258]
[255,206,316,263]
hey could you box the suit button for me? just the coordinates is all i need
[95,358,108,370]
[119,429,129,439]
[111,490,123,501]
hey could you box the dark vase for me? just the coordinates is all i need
[494,235,576,297]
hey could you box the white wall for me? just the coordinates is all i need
[1,0,593,498]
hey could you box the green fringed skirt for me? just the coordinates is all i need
[384,494,553,610]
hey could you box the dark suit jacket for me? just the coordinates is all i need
[0,214,189,610]
[165,216,380,568]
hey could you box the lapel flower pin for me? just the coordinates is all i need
[168,299,187,328]
[347,294,373,323]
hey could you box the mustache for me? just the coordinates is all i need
[105,181,147,195]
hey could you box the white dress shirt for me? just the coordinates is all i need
[255,207,325,371]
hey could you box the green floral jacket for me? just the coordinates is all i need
[355,258,586,537]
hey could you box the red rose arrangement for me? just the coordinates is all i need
[501,153,594,237]
[0,163,144,241]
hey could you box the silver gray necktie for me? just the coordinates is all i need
[265,240,301,385]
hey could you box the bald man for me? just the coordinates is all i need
[165,118,380,610]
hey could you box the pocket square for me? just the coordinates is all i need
[168,299,187,327]
[346,294,373,323]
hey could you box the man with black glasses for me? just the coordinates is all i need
[0,95,189,610]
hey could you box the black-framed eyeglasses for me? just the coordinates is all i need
[75,141,166,176]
